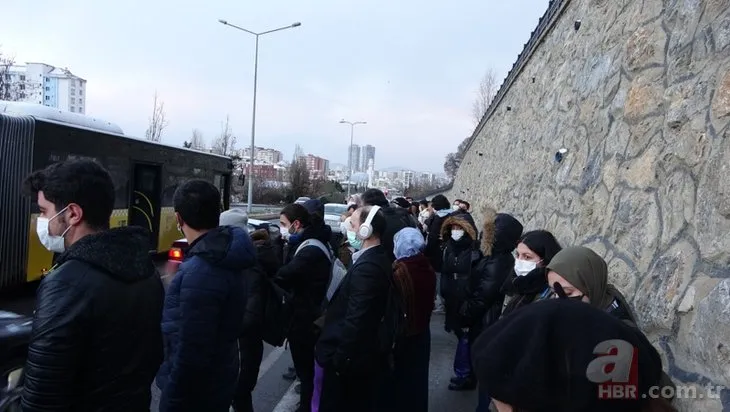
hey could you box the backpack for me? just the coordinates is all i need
[295,239,348,306]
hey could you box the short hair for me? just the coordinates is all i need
[454,199,464,204]
[361,188,389,207]
[23,159,115,230]
[347,204,357,212]
[358,205,387,238]
[419,199,429,207]
[431,194,450,211]
[173,180,221,230]
[280,203,311,227]
[461,201,471,210]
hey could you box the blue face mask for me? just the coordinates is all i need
[347,230,363,250]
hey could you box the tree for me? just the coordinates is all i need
[0,48,38,102]
[145,91,168,142]
[471,68,498,126]
[212,115,236,156]
[443,136,470,180]
[288,158,310,199]
[190,128,205,150]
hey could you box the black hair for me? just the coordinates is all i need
[454,199,464,204]
[361,188,389,207]
[359,205,387,238]
[173,180,221,230]
[280,203,311,227]
[23,159,115,230]
[431,194,450,211]
[520,230,562,264]
[461,200,471,210]
[419,199,429,207]
[347,204,357,212]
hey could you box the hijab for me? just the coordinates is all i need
[546,246,636,322]
[394,227,425,260]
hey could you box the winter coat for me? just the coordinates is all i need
[392,253,436,336]
[423,211,451,272]
[242,229,281,335]
[500,267,552,317]
[274,223,332,337]
[315,245,392,375]
[22,227,164,412]
[379,206,418,262]
[155,226,254,412]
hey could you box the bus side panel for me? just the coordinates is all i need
[0,115,35,289]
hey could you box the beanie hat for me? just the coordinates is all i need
[219,208,249,228]
[473,299,664,412]
[392,197,411,209]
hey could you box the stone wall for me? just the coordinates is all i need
[448,0,730,410]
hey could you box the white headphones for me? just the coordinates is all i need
[357,205,381,239]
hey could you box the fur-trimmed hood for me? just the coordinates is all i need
[440,214,478,241]
[480,207,523,256]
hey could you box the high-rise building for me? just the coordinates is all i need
[301,154,329,179]
[348,144,361,173]
[360,144,375,172]
[6,63,87,114]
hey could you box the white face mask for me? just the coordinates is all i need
[451,229,465,241]
[452,205,460,211]
[36,207,71,254]
[514,258,538,277]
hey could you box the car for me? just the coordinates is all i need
[324,203,348,231]
[163,218,280,282]
[0,311,32,410]
[294,197,310,205]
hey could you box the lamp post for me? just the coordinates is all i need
[219,19,301,213]
[339,119,367,198]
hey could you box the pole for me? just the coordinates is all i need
[247,35,259,214]
[347,123,354,198]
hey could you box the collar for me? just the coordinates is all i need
[352,244,376,263]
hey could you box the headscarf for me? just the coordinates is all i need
[394,227,425,260]
[546,246,636,323]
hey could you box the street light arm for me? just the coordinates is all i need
[219,20,258,36]
[259,23,302,35]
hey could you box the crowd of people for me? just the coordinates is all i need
[15,158,680,412]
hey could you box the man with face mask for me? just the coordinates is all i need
[274,203,331,412]
[153,180,255,412]
[21,159,164,412]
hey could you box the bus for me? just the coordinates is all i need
[0,101,233,290]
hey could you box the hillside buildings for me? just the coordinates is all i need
[5,62,87,113]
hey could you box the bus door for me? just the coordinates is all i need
[129,163,162,250]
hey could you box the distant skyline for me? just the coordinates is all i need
[1,0,550,173]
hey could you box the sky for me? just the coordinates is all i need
[2,0,550,173]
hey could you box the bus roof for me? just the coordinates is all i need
[0,101,124,134]
[0,100,231,160]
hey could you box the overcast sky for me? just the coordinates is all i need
[2,0,549,172]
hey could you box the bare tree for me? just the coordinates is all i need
[471,68,498,126]
[212,115,237,156]
[0,48,39,102]
[145,91,168,142]
[288,158,310,198]
[190,128,206,150]
[293,144,305,161]
[443,136,470,180]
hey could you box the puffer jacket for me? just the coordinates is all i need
[439,214,481,332]
[155,226,255,412]
[464,208,523,332]
[242,229,280,335]
[22,227,164,412]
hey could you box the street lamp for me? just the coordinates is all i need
[219,19,301,213]
[339,119,367,198]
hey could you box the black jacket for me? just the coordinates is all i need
[424,211,450,272]
[380,206,418,262]
[242,237,281,335]
[22,226,164,412]
[315,245,391,375]
[274,224,331,336]
[466,210,523,332]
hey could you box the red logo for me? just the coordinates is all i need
[585,339,639,399]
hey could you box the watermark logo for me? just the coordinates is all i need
[586,339,639,400]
